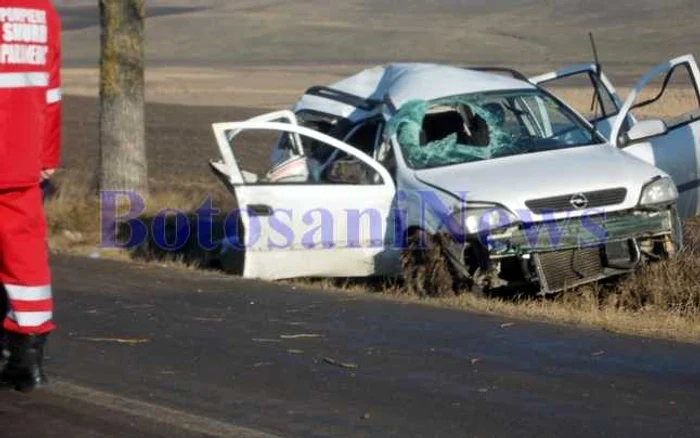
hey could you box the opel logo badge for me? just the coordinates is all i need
[570,193,589,210]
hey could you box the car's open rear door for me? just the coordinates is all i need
[210,120,398,280]
[610,54,700,219]
[530,64,634,139]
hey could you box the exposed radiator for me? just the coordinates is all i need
[535,247,604,292]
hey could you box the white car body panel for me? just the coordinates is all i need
[411,145,663,224]
[228,183,399,280]
[212,121,398,280]
[294,63,535,123]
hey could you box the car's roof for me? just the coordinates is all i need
[293,63,536,122]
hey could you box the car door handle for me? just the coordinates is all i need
[248,204,273,217]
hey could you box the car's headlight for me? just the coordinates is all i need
[639,177,678,206]
[458,205,520,235]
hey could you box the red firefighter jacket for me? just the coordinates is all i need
[0,0,61,189]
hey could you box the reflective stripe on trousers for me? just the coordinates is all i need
[4,284,53,328]
[0,186,54,335]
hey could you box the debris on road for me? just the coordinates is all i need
[252,338,283,344]
[192,317,225,322]
[500,322,516,329]
[323,357,359,370]
[78,337,150,345]
[123,304,155,310]
[280,334,322,340]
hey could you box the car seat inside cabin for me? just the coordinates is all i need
[421,104,491,147]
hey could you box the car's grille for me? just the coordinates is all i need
[526,188,628,214]
[535,247,604,292]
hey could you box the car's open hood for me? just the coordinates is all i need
[413,144,665,220]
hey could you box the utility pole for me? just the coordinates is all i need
[98,0,148,195]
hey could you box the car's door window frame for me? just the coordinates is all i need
[622,63,700,142]
[314,116,385,176]
[530,65,632,130]
[212,120,394,189]
[612,55,700,148]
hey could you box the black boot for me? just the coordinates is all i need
[0,333,49,393]
[0,331,7,371]
[0,288,7,370]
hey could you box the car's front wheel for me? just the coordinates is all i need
[400,230,458,298]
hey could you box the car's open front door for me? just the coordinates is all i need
[210,120,398,280]
[530,64,633,139]
[610,54,700,219]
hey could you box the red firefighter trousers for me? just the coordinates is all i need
[0,185,54,335]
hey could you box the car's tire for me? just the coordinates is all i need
[400,230,456,298]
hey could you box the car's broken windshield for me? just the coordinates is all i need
[385,89,605,170]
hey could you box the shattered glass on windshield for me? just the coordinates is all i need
[386,90,602,169]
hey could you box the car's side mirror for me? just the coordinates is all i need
[621,119,668,146]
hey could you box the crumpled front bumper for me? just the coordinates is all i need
[485,209,675,256]
[478,208,677,293]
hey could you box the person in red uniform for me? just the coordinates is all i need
[0,0,61,393]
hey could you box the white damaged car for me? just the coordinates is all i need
[209,55,700,296]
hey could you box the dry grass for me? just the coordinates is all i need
[615,218,700,315]
[45,169,227,252]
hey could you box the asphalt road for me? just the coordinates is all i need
[2,255,700,437]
